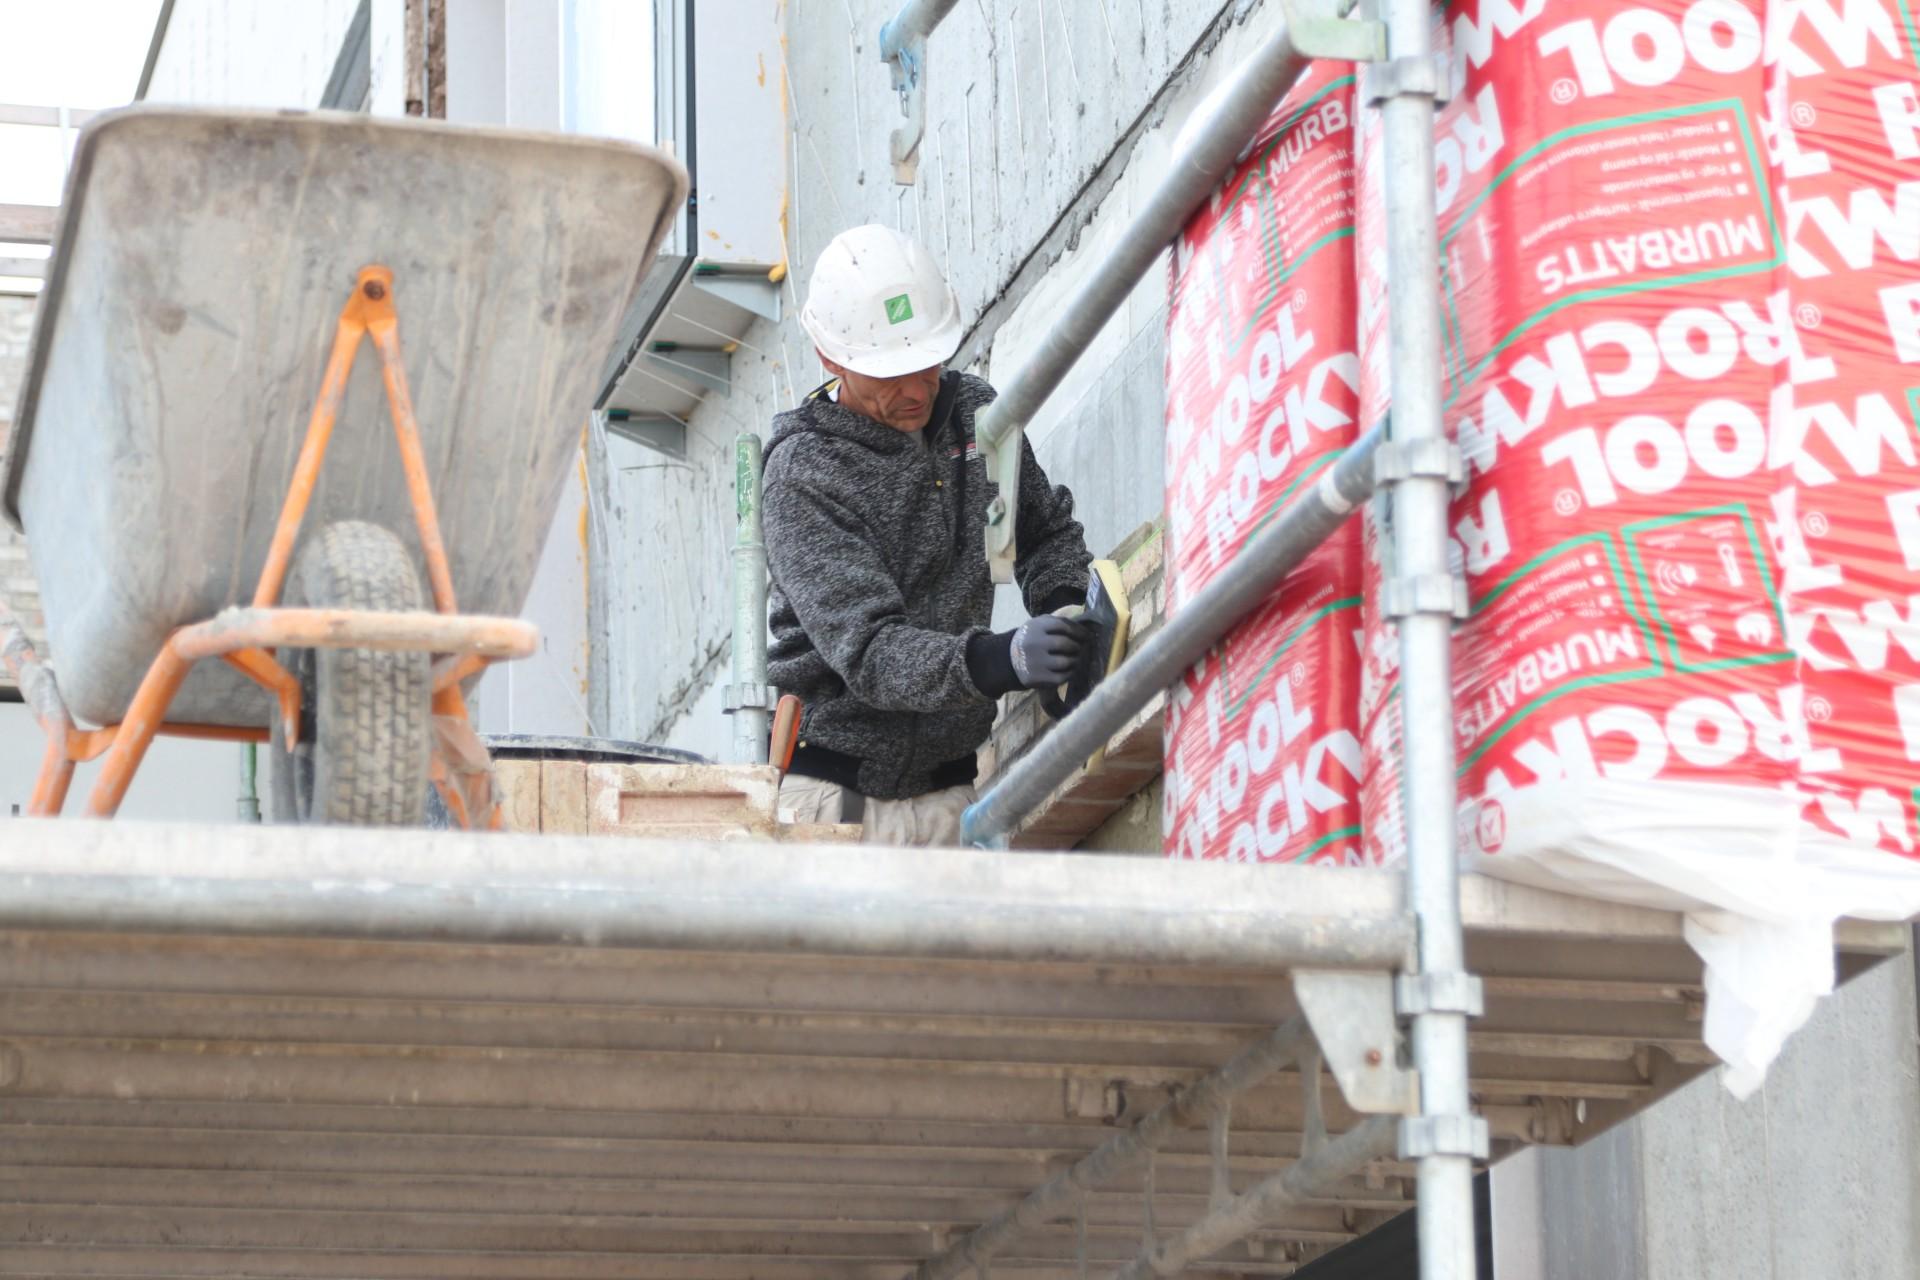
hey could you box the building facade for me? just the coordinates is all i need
[12,0,1920,1271]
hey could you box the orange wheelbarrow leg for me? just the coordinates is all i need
[83,644,191,818]
[366,291,460,615]
[28,736,76,818]
[253,301,370,610]
[361,266,510,831]
[5,609,80,817]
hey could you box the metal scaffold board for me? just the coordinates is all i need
[0,822,1902,1278]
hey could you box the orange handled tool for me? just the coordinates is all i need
[770,694,802,773]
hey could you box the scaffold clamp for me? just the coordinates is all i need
[1381,574,1470,622]
[1361,53,1453,106]
[1372,438,1464,491]
[1399,1114,1491,1161]
[722,683,775,714]
[1395,971,1485,1018]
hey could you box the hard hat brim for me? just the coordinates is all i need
[819,315,964,379]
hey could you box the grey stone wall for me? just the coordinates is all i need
[600,0,1273,747]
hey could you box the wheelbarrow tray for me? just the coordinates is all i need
[1,107,687,728]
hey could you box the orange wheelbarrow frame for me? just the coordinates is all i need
[1,266,536,828]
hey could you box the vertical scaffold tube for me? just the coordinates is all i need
[730,434,771,764]
[1376,0,1478,1277]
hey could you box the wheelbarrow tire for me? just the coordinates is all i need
[266,521,433,826]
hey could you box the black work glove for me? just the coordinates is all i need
[964,616,1089,702]
[1009,614,1087,689]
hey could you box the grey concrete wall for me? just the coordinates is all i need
[599,427,735,757]
[610,0,1273,749]
[1010,304,1168,631]
[1493,945,1920,1280]
[1639,947,1920,1280]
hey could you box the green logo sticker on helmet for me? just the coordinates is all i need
[884,293,914,325]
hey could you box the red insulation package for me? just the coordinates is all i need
[1163,61,1366,866]
[1349,0,1920,1091]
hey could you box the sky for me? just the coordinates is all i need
[0,0,161,107]
[0,0,162,286]
[0,0,163,200]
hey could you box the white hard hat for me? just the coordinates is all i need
[800,225,963,378]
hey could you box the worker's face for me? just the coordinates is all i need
[819,355,943,432]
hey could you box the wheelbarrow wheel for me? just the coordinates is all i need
[266,521,433,826]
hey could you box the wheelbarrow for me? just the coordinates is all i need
[0,107,687,826]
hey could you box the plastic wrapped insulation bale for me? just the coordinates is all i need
[1354,0,1920,1095]
[1164,61,1367,867]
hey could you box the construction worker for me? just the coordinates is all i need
[764,225,1093,846]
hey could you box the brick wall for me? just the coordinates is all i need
[975,520,1167,851]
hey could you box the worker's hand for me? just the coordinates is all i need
[1009,615,1087,689]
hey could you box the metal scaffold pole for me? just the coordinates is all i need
[962,427,1381,848]
[967,10,1321,584]
[725,433,772,764]
[1366,0,1486,1276]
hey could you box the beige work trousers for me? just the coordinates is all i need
[777,774,977,847]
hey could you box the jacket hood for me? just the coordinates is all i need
[767,372,987,463]
[767,385,921,460]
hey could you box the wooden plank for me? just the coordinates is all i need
[775,823,865,845]
[0,204,58,246]
[586,763,779,839]
[0,257,45,279]
[538,760,588,835]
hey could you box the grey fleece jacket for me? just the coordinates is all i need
[763,372,1092,800]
